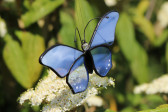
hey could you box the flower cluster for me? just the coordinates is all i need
[0,17,7,37]
[104,0,117,7]
[18,68,115,112]
[86,96,104,107]
[157,2,168,28]
[134,74,168,94]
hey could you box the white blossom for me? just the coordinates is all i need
[86,96,104,107]
[37,19,45,28]
[104,0,117,7]
[157,2,168,28]
[0,17,7,37]
[18,68,115,112]
[134,74,168,94]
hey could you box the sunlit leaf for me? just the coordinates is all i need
[3,34,30,88]
[132,0,168,47]
[139,104,168,112]
[133,14,155,43]
[3,32,45,88]
[21,0,64,28]
[58,11,75,47]
[75,0,96,49]
[132,0,155,43]
[116,13,149,83]
[23,0,31,10]
[157,104,168,109]
[15,31,45,86]
[136,0,149,15]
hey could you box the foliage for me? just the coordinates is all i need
[3,33,45,88]
[0,0,167,112]
[116,12,149,83]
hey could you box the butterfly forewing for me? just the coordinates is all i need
[90,46,112,77]
[67,56,89,93]
[39,45,83,77]
[89,12,119,48]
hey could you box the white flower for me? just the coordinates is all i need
[18,68,115,112]
[86,96,104,107]
[157,2,168,28]
[37,19,45,28]
[104,0,117,7]
[0,17,7,37]
[134,74,168,94]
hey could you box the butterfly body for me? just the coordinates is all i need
[39,11,119,93]
[83,49,94,74]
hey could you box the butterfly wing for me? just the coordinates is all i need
[39,45,83,77]
[67,55,89,93]
[89,11,119,48]
[90,46,112,77]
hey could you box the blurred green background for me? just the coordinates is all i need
[0,0,168,112]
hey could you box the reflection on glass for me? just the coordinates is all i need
[41,45,82,77]
[91,47,112,76]
[68,56,89,93]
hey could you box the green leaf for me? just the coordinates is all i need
[133,15,155,43]
[116,13,149,83]
[15,31,45,86]
[58,11,75,47]
[132,0,155,43]
[21,0,64,28]
[154,30,168,47]
[139,104,168,112]
[132,0,168,47]
[23,0,31,10]
[121,107,136,112]
[75,0,96,49]
[3,34,30,88]
[144,95,166,109]
[133,14,168,47]
[136,0,149,15]
[3,32,45,88]
[157,104,168,109]
[105,109,116,112]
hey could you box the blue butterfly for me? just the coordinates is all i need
[39,11,119,94]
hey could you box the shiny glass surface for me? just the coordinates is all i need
[67,56,89,93]
[91,47,112,76]
[90,12,119,48]
[40,45,82,77]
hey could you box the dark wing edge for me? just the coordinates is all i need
[39,44,83,78]
[66,55,89,94]
[89,11,119,47]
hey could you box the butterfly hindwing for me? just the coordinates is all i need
[89,11,119,48]
[90,46,112,77]
[67,55,89,93]
[39,45,83,77]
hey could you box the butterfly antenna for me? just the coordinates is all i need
[83,17,100,42]
[84,16,109,42]
[74,27,82,46]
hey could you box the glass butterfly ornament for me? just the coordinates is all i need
[39,11,119,94]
